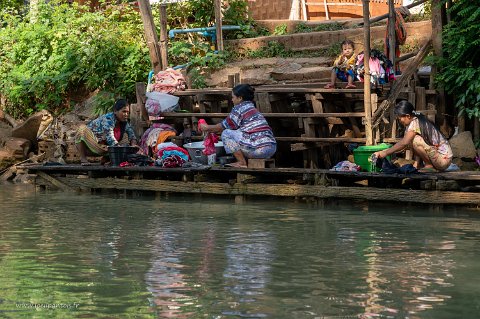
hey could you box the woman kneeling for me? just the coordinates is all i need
[374,100,452,172]
[75,99,138,165]
[199,84,276,168]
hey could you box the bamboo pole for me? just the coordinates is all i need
[362,0,373,145]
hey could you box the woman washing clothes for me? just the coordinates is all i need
[373,100,452,172]
[75,99,138,165]
[198,84,277,168]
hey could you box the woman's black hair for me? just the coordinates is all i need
[232,84,255,102]
[114,99,129,111]
[394,100,444,146]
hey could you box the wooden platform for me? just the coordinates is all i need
[20,163,480,207]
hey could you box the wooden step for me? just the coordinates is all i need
[157,112,366,118]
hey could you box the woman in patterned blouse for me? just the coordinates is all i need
[373,100,452,172]
[75,99,138,165]
[199,84,277,168]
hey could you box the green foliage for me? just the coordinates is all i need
[294,22,344,34]
[273,24,288,36]
[240,41,295,59]
[318,42,342,58]
[91,92,116,117]
[157,0,253,40]
[0,0,25,12]
[0,1,150,118]
[436,0,480,119]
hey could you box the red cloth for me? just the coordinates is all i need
[114,124,122,142]
[203,133,218,155]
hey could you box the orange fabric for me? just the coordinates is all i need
[155,131,176,151]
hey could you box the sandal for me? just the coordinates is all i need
[324,83,335,89]
[345,83,357,89]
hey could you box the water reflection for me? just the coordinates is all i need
[0,185,479,318]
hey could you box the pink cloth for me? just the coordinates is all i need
[203,133,219,155]
[151,68,186,94]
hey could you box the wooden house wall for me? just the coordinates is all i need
[247,0,403,20]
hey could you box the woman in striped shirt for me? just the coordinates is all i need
[199,84,277,168]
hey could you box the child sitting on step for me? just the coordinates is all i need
[324,39,357,89]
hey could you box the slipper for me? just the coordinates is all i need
[225,162,247,168]
[324,83,335,89]
[345,83,357,89]
[418,167,437,173]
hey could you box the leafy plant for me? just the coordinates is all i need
[436,0,480,119]
[294,22,344,34]
[0,1,150,118]
[273,23,288,36]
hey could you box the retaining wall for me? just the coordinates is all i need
[247,0,403,21]
[226,20,431,53]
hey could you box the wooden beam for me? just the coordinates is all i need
[159,112,366,118]
[137,0,162,73]
[42,177,480,205]
[37,172,76,192]
[359,0,429,26]
[372,38,432,129]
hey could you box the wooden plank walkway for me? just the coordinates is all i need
[21,164,480,206]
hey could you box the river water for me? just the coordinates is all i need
[0,184,479,318]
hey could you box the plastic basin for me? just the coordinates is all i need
[353,143,391,172]
[183,141,225,165]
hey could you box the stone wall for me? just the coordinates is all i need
[226,20,431,53]
[247,0,403,21]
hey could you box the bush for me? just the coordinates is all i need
[436,1,480,119]
[0,1,150,118]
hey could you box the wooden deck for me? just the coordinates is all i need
[21,163,480,207]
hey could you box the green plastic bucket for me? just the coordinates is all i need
[353,143,392,172]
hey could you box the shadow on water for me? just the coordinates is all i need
[0,183,479,318]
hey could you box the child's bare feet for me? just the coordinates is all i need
[345,83,356,89]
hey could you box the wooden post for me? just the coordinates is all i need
[214,0,224,51]
[387,0,396,71]
[159,4,169,70]
[430,0,446,121]
[362,0,373,145]
[138,0,162,73]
